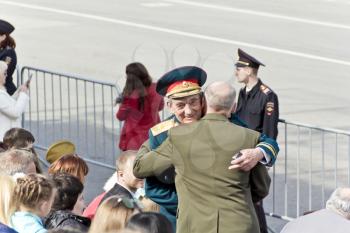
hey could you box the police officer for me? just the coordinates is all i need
[235,48,279,233]
[0,19,17,95]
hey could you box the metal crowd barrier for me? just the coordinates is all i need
[18,66,350,229]
[20,66,120,165]
[265,120,350,224]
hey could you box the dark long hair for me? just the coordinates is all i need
[0,34,16,49]
[121,62,152,110]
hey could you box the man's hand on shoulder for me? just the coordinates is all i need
[228,148,264,171]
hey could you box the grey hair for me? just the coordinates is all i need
[204,81,236,111]
[0,149,35,176]
[326,187,350,214]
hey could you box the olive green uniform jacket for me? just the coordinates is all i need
[134,113,271,233]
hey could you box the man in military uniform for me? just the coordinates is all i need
[134,81,271,233]
[140,66,278,231]
[0,19,17,95]
[235,48,279,233]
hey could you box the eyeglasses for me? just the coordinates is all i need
[117,197,143,212]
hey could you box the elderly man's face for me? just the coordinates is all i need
[169,94,203,124]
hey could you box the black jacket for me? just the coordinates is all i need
[100,182,133,205]
[44,210,91,232]
[236,79,279,139]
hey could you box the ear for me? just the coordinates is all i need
[38,200,49,217]
[117,170,123,178]
[201,95,207,116]
[167,100,175,114]
[166,100,171,109]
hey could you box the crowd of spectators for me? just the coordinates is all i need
[0,127,171,233]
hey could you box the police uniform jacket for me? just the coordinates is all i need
[134,113,271,233]
[236,79,279,139]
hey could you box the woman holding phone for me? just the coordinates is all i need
[0,61,29,139]
[0,19,17,95]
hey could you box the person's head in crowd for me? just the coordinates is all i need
[0,19,16,49]
[48,154,89,183]
[89,196,140,233]
[13,174,55,218]
[2,128,35,150]
[0,149,36,176]
[117,62,152,110]
[139,197,160,213]
[156,66,206,124]
[50,173,85,215]
[204,81,236,117]
[44,173,90,232]
[117,150,144,193]
[2,127,42,173]
[0,175,16,225]
[126,212,173,233]
[0,61,8,88]
[326,187,350,219]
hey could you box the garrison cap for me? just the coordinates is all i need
[46,140,76,164]
[235,48,265,69]
[0,19,15,34]
[156,66,207,98]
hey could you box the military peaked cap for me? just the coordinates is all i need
[156,66,207,98]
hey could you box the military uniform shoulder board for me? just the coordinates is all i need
[151,119,177,136]
[260,84,271,95]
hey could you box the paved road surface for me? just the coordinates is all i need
[2,0,350,232]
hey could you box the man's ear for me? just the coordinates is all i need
[117,170,123,178]
[201,95,207,116]
[167,100,175,114]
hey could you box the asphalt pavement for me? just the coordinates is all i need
[1,0,350,232]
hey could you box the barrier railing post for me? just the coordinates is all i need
[284,122,288,217]
[308,129,313,211]
[321,131,325,207]
[297,126,300,217]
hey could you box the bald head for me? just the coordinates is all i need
[326,187,350,219]
[204,81,236,115]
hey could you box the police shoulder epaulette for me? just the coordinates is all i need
[260,84,271,95]
[151,119,176,136]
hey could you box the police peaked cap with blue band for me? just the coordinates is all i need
[235,48,265,69]
[0,19,15,34]
[156,66,207,98]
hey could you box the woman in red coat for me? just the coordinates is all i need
[116,62,164,151]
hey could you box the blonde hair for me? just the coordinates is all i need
[13,174,54,211]
[89,196,138,233]
[0,175,16,224]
